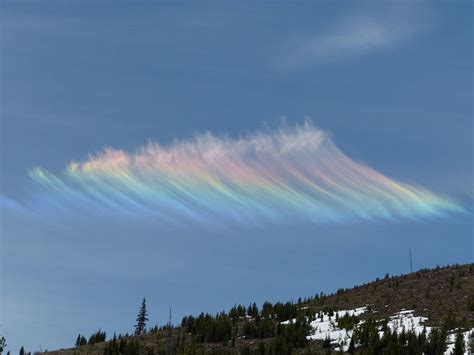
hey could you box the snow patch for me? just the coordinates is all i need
[445,329,473,355]
[306,307,367,352]
[301,307,473,354]
[383,309,429,337]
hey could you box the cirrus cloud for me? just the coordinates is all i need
[15,120,463,226]
[275,6,433,69]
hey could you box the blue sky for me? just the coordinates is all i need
[0,0,472,352]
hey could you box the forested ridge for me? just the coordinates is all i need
[11,263,474,355]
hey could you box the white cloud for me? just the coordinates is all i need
[275,6,432,69]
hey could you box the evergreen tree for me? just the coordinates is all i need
[348,336,355,354]
[135,298,149,335]
[75,334,81,347]
[261,302,273,319]
[469,333,474,353]
[452,329,465,355]
[18,347,24,355]
[103,336,140,355]
[250,303,259,317]
[322,335,331,349]
[88,330,106,345]
[426,327,447,354]
[0,334,6,354]
[80,335,87,346]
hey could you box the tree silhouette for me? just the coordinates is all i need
[75,334,87,347]
[0,333,6,354]
[453,329,465,355]
[135,298,149,335]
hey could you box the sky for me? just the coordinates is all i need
[0,0,473,352]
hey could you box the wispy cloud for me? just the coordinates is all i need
[275,6,432,69]
[5,121,463,226]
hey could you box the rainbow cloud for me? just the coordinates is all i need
[26,122,462,225]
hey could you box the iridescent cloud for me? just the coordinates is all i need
[25,121,463,225]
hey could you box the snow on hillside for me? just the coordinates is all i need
[382,309,473,354]
[445,330,473,355]
[384,309,428,336]
[304,306,366,352]
[298,307,473,354]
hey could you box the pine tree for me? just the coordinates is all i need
[87,330,106,345]
[135,298,149,335]
[19,347,24,355]
[0,334,5,354]
[322,335,331,349]
[75,334,81,347]
[348,337,355,354]
[452,329,465,355]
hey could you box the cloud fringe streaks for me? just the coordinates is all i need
[27,122,461,224]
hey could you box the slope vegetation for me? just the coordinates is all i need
[43,263,474,354]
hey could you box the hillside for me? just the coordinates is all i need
[42,263,474,355]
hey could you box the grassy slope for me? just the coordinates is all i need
[45,263,474,354]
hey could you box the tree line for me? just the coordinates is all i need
[4,264,473,354]
[69,294,473,355]
[348,317,470,355]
